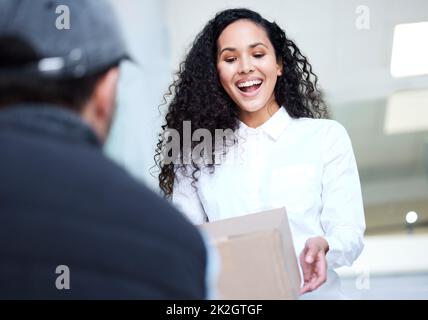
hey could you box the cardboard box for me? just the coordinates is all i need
[199,207,301,300]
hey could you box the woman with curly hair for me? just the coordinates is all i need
[155,8,365,298]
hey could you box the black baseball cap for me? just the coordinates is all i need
[0,0,131,79]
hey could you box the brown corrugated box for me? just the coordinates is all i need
[199,207,301,300]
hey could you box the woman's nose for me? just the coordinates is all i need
[239,56,255,74]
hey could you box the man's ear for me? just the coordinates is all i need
[93,67,120,120]
[81,67,120,143]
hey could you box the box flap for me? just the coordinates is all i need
[200,207,287,239]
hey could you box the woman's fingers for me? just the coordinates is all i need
[299,251,315,294]
[299,250,312,281]
[299,247,328,295]
[310,251,327,290]
[305,246,318,264]
[299,284,312,295]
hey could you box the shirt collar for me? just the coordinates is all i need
[238,106,292,141]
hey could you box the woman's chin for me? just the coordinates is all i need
[237,102,266,114]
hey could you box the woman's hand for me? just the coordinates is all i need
[299,236,329,295]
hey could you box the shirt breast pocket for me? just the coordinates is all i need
[268,164,319,213]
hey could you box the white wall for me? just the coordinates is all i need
[106,0,171,191]
[341,273,428,299]
[337,234,428,276]
[337,234,428,299]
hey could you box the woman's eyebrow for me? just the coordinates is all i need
[219,47,236,55]
[249,42,268,49]
[218,42,268,56]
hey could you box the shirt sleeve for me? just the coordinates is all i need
[320,121,366,269]
[172,166,208,225]
[198,230,221,300]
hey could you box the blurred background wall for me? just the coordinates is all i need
[105,0,171,189]
[107,0,428,299]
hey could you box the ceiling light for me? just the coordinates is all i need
[384,89,428,134]
[405,211,418,224]
[391,21,428,78]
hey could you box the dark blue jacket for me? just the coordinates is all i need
[0,104,207,299]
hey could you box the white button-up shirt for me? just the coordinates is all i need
[173,107,365,294]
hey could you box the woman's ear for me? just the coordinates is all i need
[277,60,283,76]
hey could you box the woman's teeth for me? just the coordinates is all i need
[237,79,262,88]
[237,79,263,93]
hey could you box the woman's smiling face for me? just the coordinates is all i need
[216,19,282,119]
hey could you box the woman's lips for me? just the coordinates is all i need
[236,81,263,97]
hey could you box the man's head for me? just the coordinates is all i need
[0,0,130,142]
